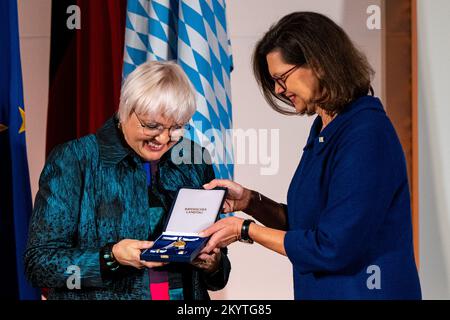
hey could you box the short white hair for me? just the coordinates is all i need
[118,60,196,124]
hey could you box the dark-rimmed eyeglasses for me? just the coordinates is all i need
[134,111,190,141]
[271,65,301,92]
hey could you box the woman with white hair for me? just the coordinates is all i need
[25,61,231,300]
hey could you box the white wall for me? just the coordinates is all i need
[418,0,450,300]
[18,0,51,201]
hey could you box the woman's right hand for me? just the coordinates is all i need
[203,179,251,213]
[112,239,167,269]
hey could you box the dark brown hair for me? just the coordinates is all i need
[252,12,375,115]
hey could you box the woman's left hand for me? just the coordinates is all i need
[192,248,222,273]
[199,217,244,253]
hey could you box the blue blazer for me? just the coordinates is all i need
[284,96,421,299]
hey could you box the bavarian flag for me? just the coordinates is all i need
[0,0,40,300]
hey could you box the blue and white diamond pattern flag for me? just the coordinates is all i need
[123,0,234,180]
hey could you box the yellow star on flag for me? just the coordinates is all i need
[19,106,26,134]
[0,123,8,133]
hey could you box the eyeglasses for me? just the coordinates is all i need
[271,65,301,92]
[134,111,190,141]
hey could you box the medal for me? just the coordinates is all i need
[151,236,198,253]
[173,240,186,249]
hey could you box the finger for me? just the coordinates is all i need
[213,248,221,254]
[202,182,215,189]
[202,228,230,252]
[136,241,154,249]
[203,179,222,189]
[203,179,231,190]
[201,239,217,254]
[223,200,233,213]
[196,253,212,261]
[212,228,239,248]
[198,220,226,238]
[198,226,213,238]
[200,246,211,254]
[140,260,168,268]
[201,226,232,253]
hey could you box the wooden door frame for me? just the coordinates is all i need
[384,0,419,266]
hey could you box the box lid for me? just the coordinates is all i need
[163,187,227,236]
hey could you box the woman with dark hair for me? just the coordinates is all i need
[200,12,421,300]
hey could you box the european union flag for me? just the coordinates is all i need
[0,0,40,300]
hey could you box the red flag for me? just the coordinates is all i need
[47,0,127,156]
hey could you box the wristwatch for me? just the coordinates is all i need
[239,219,255,244]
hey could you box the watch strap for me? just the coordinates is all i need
[240,219,255,243]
